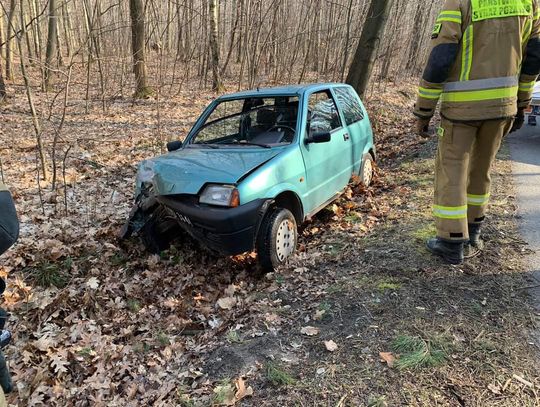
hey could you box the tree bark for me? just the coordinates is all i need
[129,0,152,98]
[346,0,394,97]
[44,0,58,90]
[209,0,223,91]
[5,0,17,80]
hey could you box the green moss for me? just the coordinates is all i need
[266,362,296,386]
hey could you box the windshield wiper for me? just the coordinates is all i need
[223,141,271,149]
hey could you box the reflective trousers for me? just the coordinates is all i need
[433,117,514,241]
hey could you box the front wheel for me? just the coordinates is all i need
[256,208,298,272]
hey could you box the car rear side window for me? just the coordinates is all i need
[334,87,364,125]
[308,91,342,133]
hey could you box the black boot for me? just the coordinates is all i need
[426,237,464,265]
[468,223,483,249]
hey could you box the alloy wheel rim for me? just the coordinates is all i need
[276,219,295,262]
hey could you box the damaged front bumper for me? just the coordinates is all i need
[121,191,273,256]
[157,196,272,255]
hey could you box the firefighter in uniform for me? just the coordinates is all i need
[414,0,540,264]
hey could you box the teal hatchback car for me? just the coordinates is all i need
[121,83,376,270]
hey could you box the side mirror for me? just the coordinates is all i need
[305,131,331,144]
[167,140,183,152]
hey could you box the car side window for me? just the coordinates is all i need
[334,87,364,125]
[308,91,342,134]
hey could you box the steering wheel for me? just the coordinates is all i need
[267,125,296,142]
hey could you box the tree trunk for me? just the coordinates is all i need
[129,0,152,98]
[0,62,6,103]
[44,0,58,90]
[18,1,47,180]
[5,0,17,80]
[209,0,223,92]
[346,0,394,97]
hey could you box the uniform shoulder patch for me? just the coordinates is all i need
[432,23,442,39]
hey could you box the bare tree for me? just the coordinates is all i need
[44,0,58,89]
[209,0,223,91]
[5,0,17,80]
[346,0,395,97]
[129,0,152,98]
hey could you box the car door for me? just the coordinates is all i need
[300,90,353,216]
[333,86,370,174]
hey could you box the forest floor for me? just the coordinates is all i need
[0,72,539,406]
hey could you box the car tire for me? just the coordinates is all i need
[140,207,180,254]
[360,153,374,187]
[256,207,298,272]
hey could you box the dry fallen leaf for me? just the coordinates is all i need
[379,352,396,367]
[487,383,502,395]
[313,310,326,321]
[86,277,100,290]
[324,340,338,352]
[217,297,237,310]
[235,377,254,401]
[301,326,319,336]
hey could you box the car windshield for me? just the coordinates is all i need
[189,96,299,147]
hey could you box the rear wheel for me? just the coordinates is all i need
[360,153,374,187]
[256,207,298,272]
[140,207,181,254]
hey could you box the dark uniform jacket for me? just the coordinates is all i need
[414,0,540,121]
[0,184,18,256]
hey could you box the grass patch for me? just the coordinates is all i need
[266,361,296,386]
[29,258,72,288]
[377,281,401,292]
[226,329,242,344]
[392,335,449,370]
[127,298,142,313]
[156,331,170,347]
[411,224,436,243]
[368,396,388,407]
[77,347,94,359]
[110,253,127,267]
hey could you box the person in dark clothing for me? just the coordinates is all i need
[0,182,19,397]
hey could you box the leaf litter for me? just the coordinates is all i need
[0,70,538,406]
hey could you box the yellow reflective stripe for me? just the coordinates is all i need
[439,10,462,17]
[433,205,468,219]
[437,16,462,23]
[467,193,490,206]
[441,86,518,102]
[437,10,462,24]
[460,26,474,81]
[522,19,533,46]
[418,87,443,99]
[519,80,536,92]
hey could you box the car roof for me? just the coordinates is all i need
[218,83,349,100]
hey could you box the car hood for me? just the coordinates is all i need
[136,147,281,196]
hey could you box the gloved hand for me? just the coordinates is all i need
[510,108,526,133]
[416,117,432,138]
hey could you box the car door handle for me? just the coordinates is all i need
[343,133,350,141]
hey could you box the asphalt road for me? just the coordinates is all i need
[508,122,540,340]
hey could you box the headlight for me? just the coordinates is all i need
[199,185,240,207]
[136,161,155,186]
